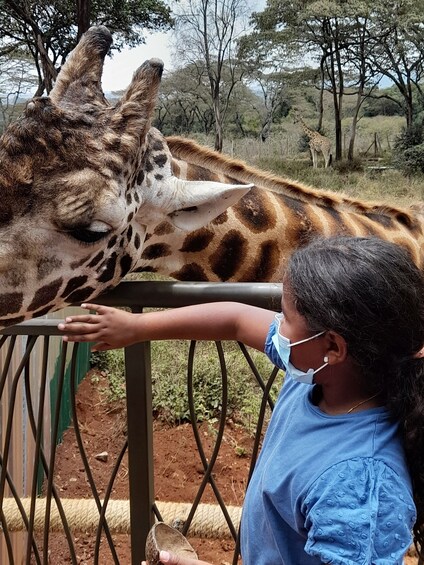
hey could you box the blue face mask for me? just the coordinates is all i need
[272,313,328,385]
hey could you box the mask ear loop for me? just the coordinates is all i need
[324,356,329,363]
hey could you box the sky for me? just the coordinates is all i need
[101,32,174,93]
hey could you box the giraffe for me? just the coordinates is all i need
[136,135,424,282]
[0,26,251,330]
[293,111,332,168]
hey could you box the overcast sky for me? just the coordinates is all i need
[101,31,174,92]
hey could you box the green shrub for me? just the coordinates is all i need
[90,340,281,433]
[332,158,364,174]
[394,144,424,175]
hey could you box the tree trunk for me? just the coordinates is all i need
[77,0,91,40]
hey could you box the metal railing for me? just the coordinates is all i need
[0,281,283,565]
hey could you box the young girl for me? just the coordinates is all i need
[59,236,424,564]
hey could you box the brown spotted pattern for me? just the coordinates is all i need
[138,136,424,282]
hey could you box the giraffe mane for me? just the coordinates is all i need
[166,136,418,228]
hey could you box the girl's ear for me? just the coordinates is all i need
[325,331,348,365]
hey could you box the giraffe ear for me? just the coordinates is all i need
[144,178,253,231]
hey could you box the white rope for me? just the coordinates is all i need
[1,498,242,539]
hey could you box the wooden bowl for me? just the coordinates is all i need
[145,522,198,565]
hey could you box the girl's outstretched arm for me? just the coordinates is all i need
[58,302,274,352]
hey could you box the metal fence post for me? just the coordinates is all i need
[125,339,154,565]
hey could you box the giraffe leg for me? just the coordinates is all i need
[311,148,318,168]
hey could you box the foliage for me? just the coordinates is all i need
[0,0,173,94]
[393,125,424,175]
[90,339,280,433]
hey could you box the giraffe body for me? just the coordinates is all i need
[294,113,332,168]
[137,136,424,281]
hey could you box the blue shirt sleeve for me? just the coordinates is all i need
[301,457,416,565]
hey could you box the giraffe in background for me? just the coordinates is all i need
[293,111,332,168]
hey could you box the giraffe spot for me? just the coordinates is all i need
[170,263,208,281]
[141,243,172,260]
[28,278,62,312]
[153,154,167,168]
[134,192,140,204]
[38,257,63,280]
[1,315,25,328]
[134,233,141,249]
[0,292,23,316]
[188,164,221,181]
[32,305,55,318]
[145,160,154,173]
[87,251,104,268]
[66,286,96,304]
[212,211,228,225]
[61,276,89,299]
[98,253,118,283]
[209,230,248,281]
[107,235,118,249]
[0,204,13,225]
[155,173,163,180]
[136,170,145,185]
[127,225,133,242]
[241,241,280,282]
[180,228,214,253]
[127,212,134,223]
[233,190,276,233]
[126,193,132,205]
[278,193,307,217]
[363,212,394,229]
[134,266,157,273]
[120,255,133,277]
[152,139,164,151]
[153,221,175,235]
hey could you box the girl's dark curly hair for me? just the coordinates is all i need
[287,236,424,555]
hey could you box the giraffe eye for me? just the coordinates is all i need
[68,221,112,243]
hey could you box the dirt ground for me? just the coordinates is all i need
[46,371,419,565]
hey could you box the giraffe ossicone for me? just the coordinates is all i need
[0,26,251,329]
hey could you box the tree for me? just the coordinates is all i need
[0,0,173,95]
[172,0,251,151]
[0,54,38,130]
[366,0,424,129]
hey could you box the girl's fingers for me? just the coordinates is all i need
[59,315,99,326]
[62,332,100,343]
[58,320,100,332]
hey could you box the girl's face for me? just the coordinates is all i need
[279,283,327,374]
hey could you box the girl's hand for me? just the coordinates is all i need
[142,550,214,565]
[57,303,139,351]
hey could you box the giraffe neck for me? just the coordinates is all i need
[135,136,424,282]
[299,118,317,140]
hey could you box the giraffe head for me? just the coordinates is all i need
[0,26,251,328]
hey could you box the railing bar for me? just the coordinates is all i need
[0,335,17,399]
[24,336,50,565]
[93,439,128,565]
[237,342,275,411]
[183,341,238,540]
[0,450,45,565]
[0,507,15,565]
[43,341,77,565]
[68,345,119,565]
